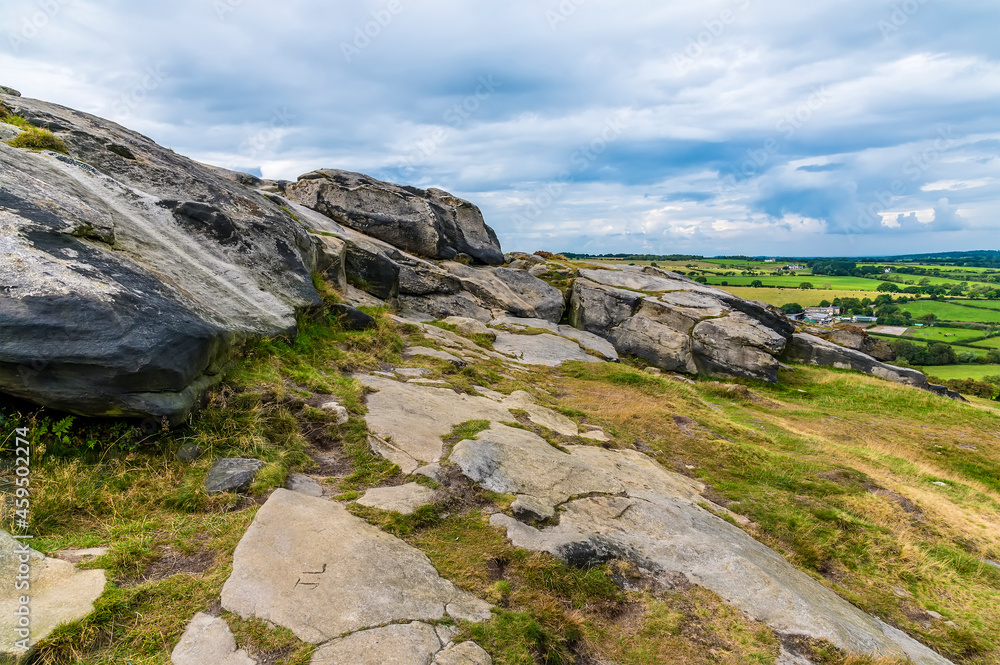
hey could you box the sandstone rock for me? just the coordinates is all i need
[447,430,950,664]
[330,304,376,331]
[398,261,462,296]
[0,86,21,96]
[442,316,496,341]
[221,490,491,643]
[205,458,264,494]
[342,234,401,300]
[442,263,565,323]
[0,96,324,425]
[357,483,436,514]
[311,622,442,665]
[285,473,324,497]
[503,391,579,436]
[404,346,467,367]
[783,334,929,388]
[567,279,642,337]
[285,169,503,265]
[176,444,203,462]
[826,328,895,362]
[171,613,256,665]
[314,234,348,291]
[490,316,618,361]
[433,641,494,665]
[400,293,492,323]
[692,313,788,382]
[356,375,583,471]
[493,331,602,367]
[608,316,698,374]
[0,530,106,655]
[506,259,532,270]
[318,401,350,425]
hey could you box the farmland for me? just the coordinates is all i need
[918,364,1000,381]
[897,300,1000,324]
[906,327,992,343]
[713,286,873,308]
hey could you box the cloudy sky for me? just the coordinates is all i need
[3,0,998,256]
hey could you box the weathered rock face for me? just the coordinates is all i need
[782,334,928,388]
[825,327,896,362]
[0,96,323,425]
[285,169,504,265]
[441,263,565,323]
[450,426,952,665]
[568,267,791,381]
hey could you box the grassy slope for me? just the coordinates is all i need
[2,290,999,664]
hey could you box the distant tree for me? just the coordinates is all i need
[819,300,831,307]
[877,282,900,293]
[781,303,804,314]
[694,276,708,284]
[927,342,957,365]
[650,262,659,268]
[799,282,814,290]
[721,281,728,286]
[919,313,937,323]
[750,280,764,288]
[986,350,1000,364]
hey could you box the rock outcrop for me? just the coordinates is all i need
[449,426,952,665]
[0,95,323,425]
[568,266,793,382]
[782,334,928,387]
[285,169,503,265]
[824,326,896,362]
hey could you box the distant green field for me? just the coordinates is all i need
[900,301,1000,324]
[714,286,874,308]
[970,336,1000,349]
[959,299,1000,310]
[919,365,1000,381]
[906,328,989,343]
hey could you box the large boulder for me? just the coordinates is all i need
[285,169,504,265]
[0,96,323,424]
[443,263,565,323]
[783,333,928,388]
[825,327,896,362]
[567,272,792,382]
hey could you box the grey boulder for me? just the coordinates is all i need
[783,334,929,388]
[825,328,896,362]
[442,263,565,323]
[171,613,256,665]
[285,169,503,265]
[205,458,265,494]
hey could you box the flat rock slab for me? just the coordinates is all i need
[491,316,618,361]
[205,458,265,494]
[0,530,106,655]
[172,612,256,665]
[449,428,950,665]
[357,483,436,514]
[493,332,602,367]
[433,641,493,664]
[311,621,442,665]
[286,473,324,497]
[356,375,579,472]
[222,490,491,644]
[404,347,467,366]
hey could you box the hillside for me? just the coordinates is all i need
[2,91,999,665]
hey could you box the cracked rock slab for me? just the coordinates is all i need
[0,530,107,655]
[221,490,491,644]
[451,428,950,665]
[357,483,437,514]
[311,622,442,665]
[493,331,602,367]
[171,612,256,665]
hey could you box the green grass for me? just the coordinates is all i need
[970,336,1000,349]
[906,328,993,343]
[900,301,1000,324]
[714,286,875,308]
[918,365,1000,381]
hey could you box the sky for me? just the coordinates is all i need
[2,0,998,257]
